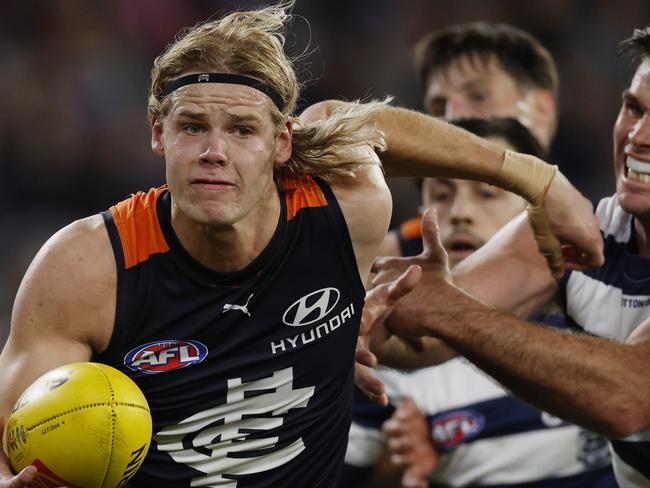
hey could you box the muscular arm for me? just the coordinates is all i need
[0,215,116,458]
[453,212,558,317]
[406,282,650,439]
[302,100,503,179]
[302,99,602,273]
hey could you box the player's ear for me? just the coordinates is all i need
[151,116,165,156]
[529,89,557,148]
[274,118,293,167]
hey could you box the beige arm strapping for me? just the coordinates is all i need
[495,150,557,205]
[495,150,563,274]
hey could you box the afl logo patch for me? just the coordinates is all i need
[124,340,208,374]
[282,287,340,326]
[431,410,485,451]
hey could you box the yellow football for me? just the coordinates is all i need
[5,362,151,488]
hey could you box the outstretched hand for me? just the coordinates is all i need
[355,264,421,406]
[542,170,603,274]
[372,208,454,339]
[383,399,439,488]
[356,209,459,405]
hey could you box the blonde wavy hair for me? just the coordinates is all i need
[148,1,386,176]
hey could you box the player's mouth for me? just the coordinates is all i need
[626,156,650,183]
[444,234,482,259]
[191,178,236,188]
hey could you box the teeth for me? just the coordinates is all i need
[626,156,650,174]
[629,169,650,183]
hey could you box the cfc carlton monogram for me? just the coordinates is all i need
[154,367,314,487]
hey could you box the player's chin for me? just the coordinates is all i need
[617,188,650,217]
[188,204,239,227]
[447,250,473,265]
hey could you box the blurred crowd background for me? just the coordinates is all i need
[1,0,649,345]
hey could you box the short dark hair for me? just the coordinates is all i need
[414,22,559,99]
[415,117,545,192]
[452,117,546,159]
[618,27,650,65]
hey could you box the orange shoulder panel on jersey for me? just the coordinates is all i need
[280,171,328,221]
[400,217,422,240]
[109,186,170,269]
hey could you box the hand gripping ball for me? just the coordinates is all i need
[5,362,152,488]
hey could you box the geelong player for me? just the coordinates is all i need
[366,27,650,488]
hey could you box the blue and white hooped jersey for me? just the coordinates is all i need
[561,194,650,488]
[95,171,365,488]
[343,356,615,488]
[341,220,616,487]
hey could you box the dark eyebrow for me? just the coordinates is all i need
[621,90,649,112]
[622,89,644,105]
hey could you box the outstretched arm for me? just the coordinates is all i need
[452,211,558,317]
[302,99,603,275]
[375,211,650,438]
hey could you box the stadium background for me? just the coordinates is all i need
[1,0,649,345]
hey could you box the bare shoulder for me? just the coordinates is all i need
[324,164,392,280]
[10,214,116,354]
[1,215,116,429]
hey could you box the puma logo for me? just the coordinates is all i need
[223,294,254,317]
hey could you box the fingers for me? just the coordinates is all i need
[360,265,421,336]
[526,204,564,277]
[401,468,430,488]
[395,398,421,417]
[383,399,438,488]
[371,254,418,280]
[420,208,447,262]
[385,265,422,302]
[355,336,377,367]
[561,244,598,273]
[543,172,604,268]
[354,361,388,406]
[2,465,37,488]
[403,337,425,353]
[0,448,37,488]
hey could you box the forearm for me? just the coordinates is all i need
[376,336,456,370]
[374,107,504,181]
[423,287,650,438]
[451,213,557,317]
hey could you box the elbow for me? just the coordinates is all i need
[299,100,346,123]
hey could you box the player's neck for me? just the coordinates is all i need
[172,193,282,273]
[633,217,650,256]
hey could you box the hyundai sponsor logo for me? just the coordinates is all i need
[282,288,340,327]
[124,340,208,374]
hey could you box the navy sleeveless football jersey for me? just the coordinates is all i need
[95,171,365,487]
[560,195,650,488]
